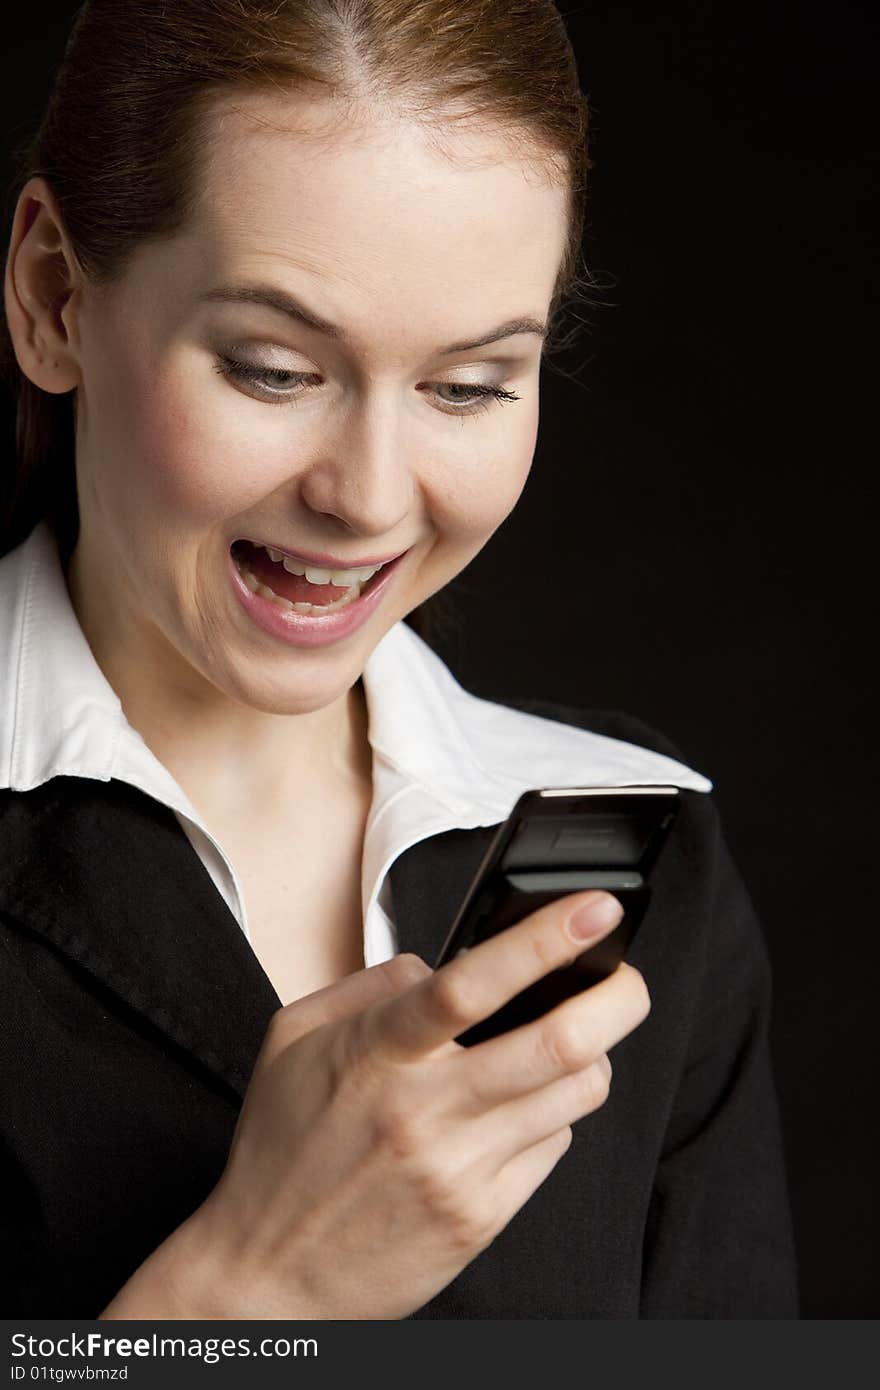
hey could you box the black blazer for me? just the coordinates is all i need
[0,701,799,1318]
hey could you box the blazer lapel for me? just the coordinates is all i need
[0,777,279,1101]
[0,778,503,1101]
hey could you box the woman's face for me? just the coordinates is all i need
[66,94,569,716]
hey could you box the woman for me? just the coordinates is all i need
[0,0,798,1318]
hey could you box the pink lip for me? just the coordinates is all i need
[227,545,407,649]
[236,538,409,569]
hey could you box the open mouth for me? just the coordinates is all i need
[230,539,389,613]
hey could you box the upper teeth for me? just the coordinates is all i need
[260,545,384,587]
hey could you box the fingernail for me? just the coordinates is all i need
[567,892,623,941]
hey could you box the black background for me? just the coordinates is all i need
[1,2,875,1317]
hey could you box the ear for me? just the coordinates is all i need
[4,174,83,395]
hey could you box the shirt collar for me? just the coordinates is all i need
[0,520,125,791]
[1,519,712,810]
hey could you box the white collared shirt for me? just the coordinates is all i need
[0,521,711,968]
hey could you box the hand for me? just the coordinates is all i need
[187,889,650,1319]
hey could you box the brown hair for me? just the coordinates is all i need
[0,0,594,652]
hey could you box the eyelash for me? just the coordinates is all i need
[212,355,522,418]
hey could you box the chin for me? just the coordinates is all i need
[218,663,352,717]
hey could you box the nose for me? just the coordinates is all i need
[297,387,415,542]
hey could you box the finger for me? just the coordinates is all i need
[484,1056,614,1168]
[260,954,432,1062]
[491,1125,575,1224]
[459,961,649,1110]
[365,890,624,1062]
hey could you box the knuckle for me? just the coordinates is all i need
[340,1007,383,1076]
[418,1171,496,1253]
[527,923,567,973]
[449,1205,497,1255]
[266,1004,287,1034]
[375,1095,425,1161]
[271,1000,301,1028]
[577,1061,611,1112]
[554,1125,574,1157]
[624,964,652,1021]
[428,965,481,1031]
[543,1013,595,1073]
[264,1003,296,1047]
[382,952,431,989]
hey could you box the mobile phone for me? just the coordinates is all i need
[434,785,679,1046]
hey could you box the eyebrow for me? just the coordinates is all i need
[199,283,547,354]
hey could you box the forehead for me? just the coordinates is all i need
[173,91,568,356]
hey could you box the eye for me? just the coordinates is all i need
[423,381,522,417]
[214,355,522,418]
[213,356,317,402]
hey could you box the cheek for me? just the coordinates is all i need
[430,401,539,543]
[90,344,287,528]
[133,379,242,523]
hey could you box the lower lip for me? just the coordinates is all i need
[227,548,408,648]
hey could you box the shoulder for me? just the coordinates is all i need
[483,691,714,799]
[488,695,693,766]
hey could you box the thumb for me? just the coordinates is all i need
[259,953,432,1062]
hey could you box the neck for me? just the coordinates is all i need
[129,679,374,824]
